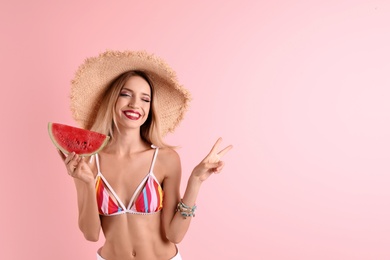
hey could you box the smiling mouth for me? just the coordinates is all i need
[123,110,141,120]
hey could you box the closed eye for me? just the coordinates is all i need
[120,92,132,97]
[120,89,150,102]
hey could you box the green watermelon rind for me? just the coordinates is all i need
[48,122,110,157]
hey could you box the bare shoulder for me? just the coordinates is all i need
[156,147,181,177]
[157,147,181,165]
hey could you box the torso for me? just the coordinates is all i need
[91,147,177,260]
[99,213,176,259]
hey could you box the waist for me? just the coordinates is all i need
[99,240,177,260]
[100,212,168,252]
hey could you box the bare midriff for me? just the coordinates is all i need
[99,212,177,260]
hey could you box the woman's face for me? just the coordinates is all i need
[115,75,152,131]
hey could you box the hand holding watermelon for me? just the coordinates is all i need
[57,150,95,184]
[48,122,110,183]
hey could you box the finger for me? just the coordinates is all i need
[202,161,223,170]
[207,137,223,157]
[213,168,223,174]
[74,153,85,164]
[78,156,85,164]
[217,145,233,159]
[64,152,76,165]
[212,161,224,172]
[70,157,83,176]
[57,149,67,161]
[75,158,84,171]
[66,153,82,174]
[73,157,90,177]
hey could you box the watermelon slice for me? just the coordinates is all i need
[48,122,110,156]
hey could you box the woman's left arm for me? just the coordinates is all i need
[161,138,233,244]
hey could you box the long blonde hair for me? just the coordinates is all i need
[90,70,171,148]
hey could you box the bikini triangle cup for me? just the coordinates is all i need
[95,148,164,216]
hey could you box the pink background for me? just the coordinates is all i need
[1,0,390,259]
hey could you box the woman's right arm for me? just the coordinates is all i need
[59,151,101,241]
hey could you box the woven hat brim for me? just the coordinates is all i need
[70,50,191,136]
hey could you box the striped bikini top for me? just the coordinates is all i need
[95,147,163,216]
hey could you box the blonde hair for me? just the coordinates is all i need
[90,70,172,148]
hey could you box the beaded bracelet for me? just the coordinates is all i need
[176,200,197,218]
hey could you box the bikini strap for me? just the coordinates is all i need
[149,147,159,173]
[95,154,101,173]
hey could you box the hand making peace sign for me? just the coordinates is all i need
[191,138,233,182]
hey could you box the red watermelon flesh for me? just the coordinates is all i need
[48,122,110,156]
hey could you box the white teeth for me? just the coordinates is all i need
[125,112,140,118]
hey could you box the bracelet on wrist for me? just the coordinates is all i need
[176,200,197,219]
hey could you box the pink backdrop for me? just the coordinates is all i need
[1,0,390,259]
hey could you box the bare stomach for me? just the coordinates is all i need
[99,212,177,260]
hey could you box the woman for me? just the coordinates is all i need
[58,51,232,260]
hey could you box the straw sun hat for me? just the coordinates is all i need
[70,50,191,136]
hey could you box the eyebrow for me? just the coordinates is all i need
[122,88,151,97]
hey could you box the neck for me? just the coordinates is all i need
[106,128,150,156]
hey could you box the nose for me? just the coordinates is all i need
[128,96,139,108]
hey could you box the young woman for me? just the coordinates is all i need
[58,51,232,260]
